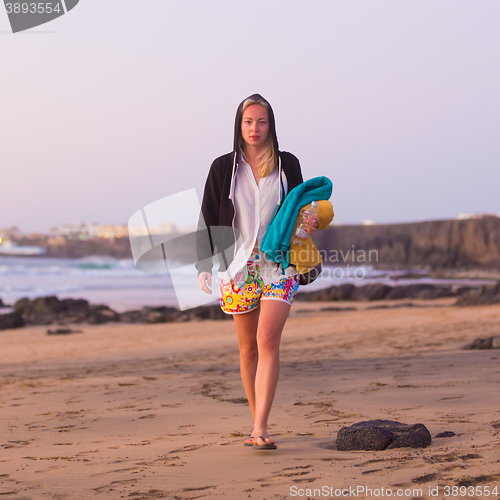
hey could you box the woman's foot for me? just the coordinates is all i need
[253,435,277,450]
[243,436,255,446]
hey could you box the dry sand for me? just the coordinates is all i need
[1,301,500,499]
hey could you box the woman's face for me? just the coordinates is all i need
[241,104,270,149]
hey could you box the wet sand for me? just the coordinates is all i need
[1,301,500,499]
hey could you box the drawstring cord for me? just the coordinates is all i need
[228,152,237,200]
[277,155,282,205]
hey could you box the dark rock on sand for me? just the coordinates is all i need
[463,335,500,350]
[385,284,457,300]
[86,304,120,324]
[295,283,356,301]
[14,295,64,315]
[189,304,232,320]
[351,284,392,301]
[15,296,91,316]
[119,304,231,323]
[435,431,456,438]
[296,282,463,302]
[13,296,119,326]
[120,306,183,324]
[336,284,357,300]
[60,298,91,312]
[456,283,500,306]
[47,328,82,335]
[0,312,25,330]
[9,295,234,327]
[320,306,357,312]
[295,283,362,302]
[336,419,432,451]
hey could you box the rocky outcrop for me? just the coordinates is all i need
[120,306,183,324]
[0,296,231,330]
[14,296,90,316]
[455,283,500,306]
[463,335,500,350]
[0,312,24,330]
[296,283,477,302]
[313,217,500,270]
[116,304,230,323]
[13,296,119,326]
[336,420,432,451]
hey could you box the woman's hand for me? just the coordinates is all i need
[198,271,213,294]
[300,210,320,235]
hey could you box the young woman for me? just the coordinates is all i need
[196,94,317,449]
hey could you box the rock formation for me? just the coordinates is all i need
[336,419,432,451]
[313,217,500,269]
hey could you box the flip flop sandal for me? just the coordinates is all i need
[253,436,277,450]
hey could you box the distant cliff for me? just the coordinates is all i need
[312,217,500,270]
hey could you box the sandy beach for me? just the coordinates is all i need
[1,300,500,499]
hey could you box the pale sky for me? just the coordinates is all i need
[1,0,499,233]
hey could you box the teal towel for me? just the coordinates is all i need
[261,176,333,269]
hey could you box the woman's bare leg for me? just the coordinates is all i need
[252,300,291,445]
[233,307,260,423]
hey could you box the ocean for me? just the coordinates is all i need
[0,255,495,313]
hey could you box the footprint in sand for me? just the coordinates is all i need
[91,466,145,477]
[35,465,67,473]
[169,443,212,454]
[1,440,34,449]
[456,473,500,486]
[125,490,172,499]
[412,472,441,484]
[182,486,216,492]
[93,479,138,492]
[141,456,182,467]
[257,465,315,485]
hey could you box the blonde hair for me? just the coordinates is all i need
[239,98,277,178]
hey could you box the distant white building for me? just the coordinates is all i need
[128,220,197,237]
[87,223,129,239]
[362,219,377,226]
[0,226,23,240]
[50,223,129,239]
[457,213,499,220]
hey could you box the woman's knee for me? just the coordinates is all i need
[256,330,281,354]
[239,342,258,361]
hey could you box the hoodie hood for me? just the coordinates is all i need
[233,93,279,159]
[229,94,283,203]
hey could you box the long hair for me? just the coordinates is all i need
[238,97,277,178]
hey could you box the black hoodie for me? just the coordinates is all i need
[196,94,304,274]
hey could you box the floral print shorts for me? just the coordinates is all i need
[219,254,300,315]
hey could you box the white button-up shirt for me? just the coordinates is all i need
[217,157,298,285]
